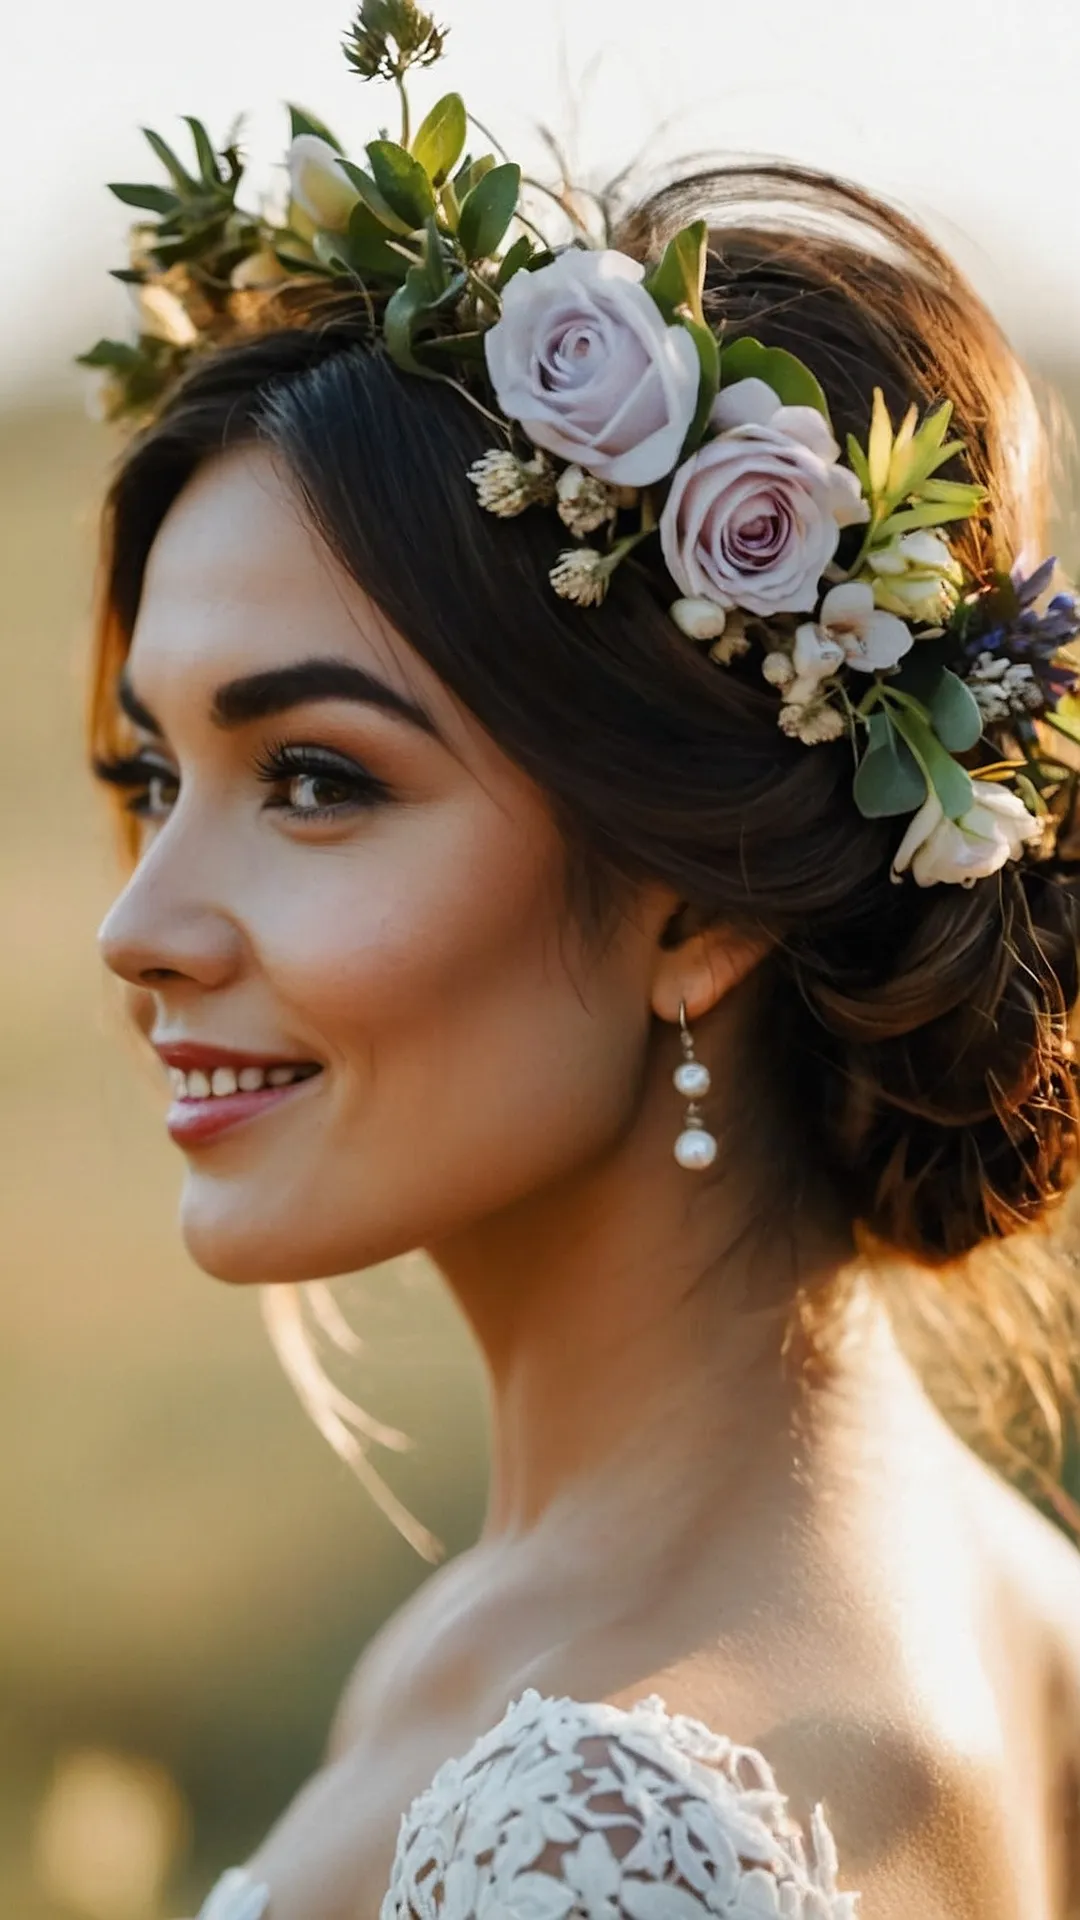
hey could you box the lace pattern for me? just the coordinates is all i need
[380,1688,860,1917]
[193,1867,271,1920]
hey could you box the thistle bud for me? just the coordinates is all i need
[556,465,619,537]
[549,548,611,607]
[467,449,555,518]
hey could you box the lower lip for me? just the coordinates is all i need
[166,1075,321,1145]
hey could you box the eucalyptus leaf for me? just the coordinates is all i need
[852,713,927,819]
[412,92,467,186]
[495,233,534,290]
[336,159,414,235]
[367,139,437,229]
[107,182,183,215]
[643,220,707,326]
[890,705,974,820]
[287,104,346,152]
[718,337,831,424]
[457,162,521,261]
[929,670,983,752]
[345,202,414,280]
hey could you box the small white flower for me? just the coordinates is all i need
[549,548,611,607]
[809,580,913,674]
[127,281,198,346]
[891,781,1043,887]
[468,449,555,517]
[670,597,729,643]
[967,651,1042,721]
[785,622,845,710]
[761,651,795,691]
[865,529,964,623]
[286,134,361,236]
[556,464,619,536]
[779,701,846,745]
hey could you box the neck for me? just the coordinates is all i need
[425,1022,891,1554]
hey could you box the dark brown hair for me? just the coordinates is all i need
[88,163,1080,1510]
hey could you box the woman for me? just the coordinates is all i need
[83,9,1080,1915]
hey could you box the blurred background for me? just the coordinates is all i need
[3,0,1080,1913]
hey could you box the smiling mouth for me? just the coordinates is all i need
[165,1061,323,1146]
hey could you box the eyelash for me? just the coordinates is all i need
[92,741,390,823]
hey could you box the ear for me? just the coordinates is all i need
[650,916,771,1026]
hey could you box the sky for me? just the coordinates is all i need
[5,0,1080,408]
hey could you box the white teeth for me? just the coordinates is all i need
[170,1063,316,1099]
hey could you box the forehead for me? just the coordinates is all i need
[128,442,438,712]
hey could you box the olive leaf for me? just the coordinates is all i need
[366,139,437,228]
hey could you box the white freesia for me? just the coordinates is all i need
[866,529,964,622]
[484,248,701,486]
[660,378,868,618]
[127,282,197,346]
[782,622,845,709]
[891,782,1043,887]
[797,580,913,675]
[286,134,360,236]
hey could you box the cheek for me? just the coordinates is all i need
[185,793,651,1280]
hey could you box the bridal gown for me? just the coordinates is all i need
[192,1687,859,1917]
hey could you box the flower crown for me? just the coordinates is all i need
[80,0,1080,889]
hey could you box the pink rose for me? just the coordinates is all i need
[484,249,701,487]
[659,377,869,617]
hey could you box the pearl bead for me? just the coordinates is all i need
[673,1060,711,1099]
[674,1126,718,1171]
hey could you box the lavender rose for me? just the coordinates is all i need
[659,377,869,617]
[484,249,701,487]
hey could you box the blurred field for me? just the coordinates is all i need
[2,365,1079,1919]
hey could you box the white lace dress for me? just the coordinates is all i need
[193,1690,860,1918]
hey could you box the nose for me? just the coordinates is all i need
[98,848,244,993]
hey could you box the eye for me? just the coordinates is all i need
[92,752,179,819]
[253,742,390,821]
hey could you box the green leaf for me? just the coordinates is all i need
[853,712,927,819]
[183,116,223,188]
[75,338,144,372]
[287,104,345,153]
[107,182,183,215]
[890,704,974,820]
[411,91,466,186]
[141,127,199,193]
[454,152,495,198]
[929,670,983,752]
[494,233,534,290]
[918,476,989,507]
[643,220,708,327]
[845,433,871,492]
[421,215,451,295]
[718,337,831,424]
[272,245,334,278]
[681,320,721,456]
[875,500,979,539]
[1046,706,1080,751]
[457,162,521,261]
[336,159,415,235]
[345,202,414,280]
[367,139,437,229]
[383,262,443,376]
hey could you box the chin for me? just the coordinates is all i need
[176,1175,415,1284]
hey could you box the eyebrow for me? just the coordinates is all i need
[116,655,439,739]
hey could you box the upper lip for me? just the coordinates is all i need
[153,1039,320,1072]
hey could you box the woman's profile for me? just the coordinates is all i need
[81,5,1080,1914]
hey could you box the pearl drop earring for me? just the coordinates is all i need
[673,1000,718,1171]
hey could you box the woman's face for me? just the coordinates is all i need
[98,445,671,1283]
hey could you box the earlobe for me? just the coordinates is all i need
[650,922,769,1026]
